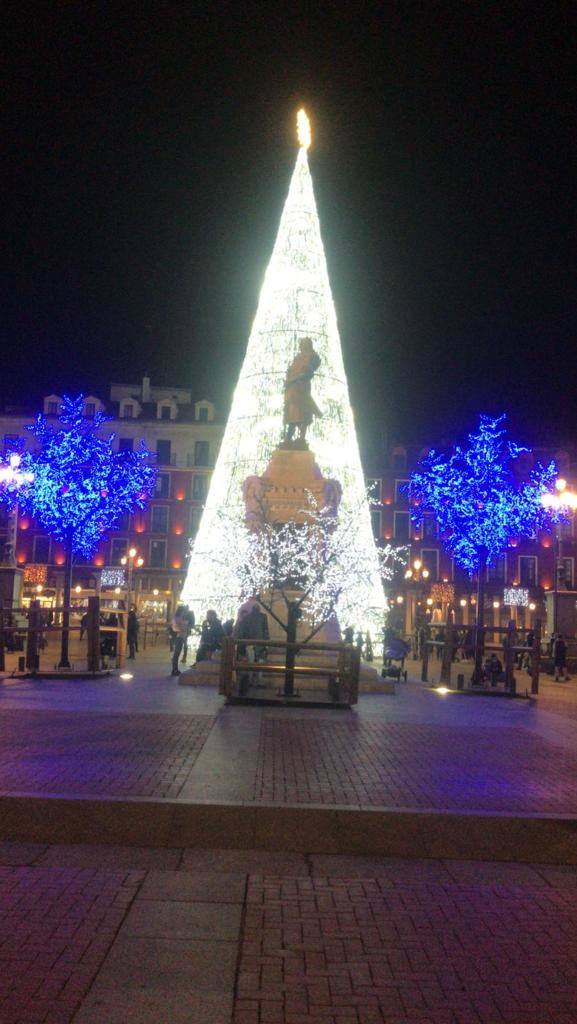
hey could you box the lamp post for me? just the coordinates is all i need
[120,547,144,610]
[403,559,430,636]
[541,478,577,637]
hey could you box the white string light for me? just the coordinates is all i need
[180,117,388,634]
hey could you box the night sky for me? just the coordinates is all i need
[2,2,576,465]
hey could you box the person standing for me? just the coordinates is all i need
[181,607,195,664]
[171,605,189,676]
[127,605,139,660]
[553,634,570,681]
[80,612,89,641]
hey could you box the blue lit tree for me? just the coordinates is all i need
[0,396,156,666]
[407,415,562,681]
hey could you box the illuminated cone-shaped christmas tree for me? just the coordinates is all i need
[181,111,387,631]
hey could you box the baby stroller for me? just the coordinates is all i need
[382,637,410,681]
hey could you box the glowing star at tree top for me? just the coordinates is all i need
[297,108,311,149]
[180,111,387,631]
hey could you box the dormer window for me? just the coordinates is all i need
[194,400,215,423]
[47,402,58,416]
[122,404,134,419]
[156,401,176,421]
[85,402,96,418]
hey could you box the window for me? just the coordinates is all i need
[559,520,573,541]
[422,515,438,539]
[159,405,171,421]
[85,403,96,418]
[194,441,210,467]
[370,509,381,540]
[421,549,439,580]
[32,536,50,564]
[155,473,170,498]
[122,404,134,418]
[119,437,133,452]
[487,555,506,582]
[190,507,203,536]
[394,479,409,505]
[150,539,166,568]
[391,449,406,472]
[197,406,209,422]
[394,511,410,541]
[156,440,172,466]
[560,557,574,589]
[47,402,58,415]
[111,538,128,565]
[519,556,537,587]
[151,506,169,533]
[192,475,207,501]
[115,512,130,531]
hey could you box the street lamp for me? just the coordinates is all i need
[404,558,430,582]
[121,547,144,609]
[403,559,430,634]
[541,480,577,635]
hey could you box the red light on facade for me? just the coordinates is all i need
[175,490,185,501]
[541,578,552,589]
[55,555,65,566]
[384,498,392,506]
[173,526,183,536]
[19,519,29,530]
[172,559,182,570]
[17,553,26,564]
[541,539,551,548]
[384,533,392,540]
[135,523,145,533]
[94,556,104,567]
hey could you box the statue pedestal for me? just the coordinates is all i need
[260,447,327,525]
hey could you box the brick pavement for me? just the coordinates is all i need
[2,844,577,1023]
[254,717,577,812]
[0,863,143,1024]
[235,873,577,1024]
[2,669,577,817]
[0,710,214,798]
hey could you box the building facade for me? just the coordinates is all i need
[371,443,577,640]
[0,377,223,619]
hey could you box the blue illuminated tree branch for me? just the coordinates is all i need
[0,395,156,666]
[408,415,560,573]
[407,415,563,680]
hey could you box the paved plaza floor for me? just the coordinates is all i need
[1,652,577,1022]
[1,651,577,817]
[1,841,577,1024]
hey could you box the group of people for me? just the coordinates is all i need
[169,601,271,677]
[78,605,140,661]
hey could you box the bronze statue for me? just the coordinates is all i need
[283,338,322,443]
